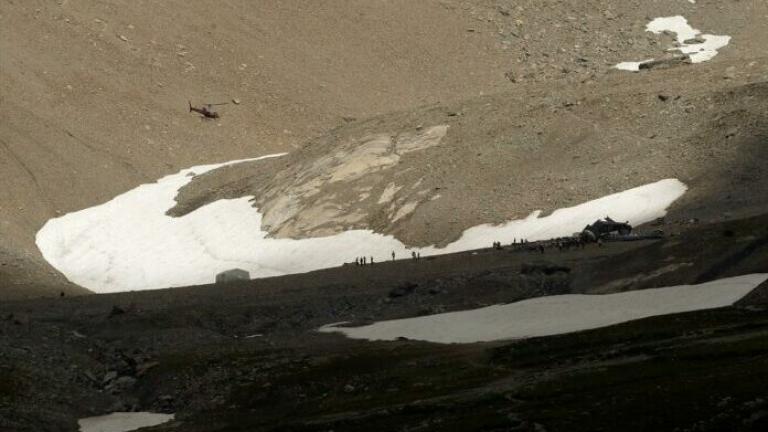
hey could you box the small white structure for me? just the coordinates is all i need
[215,268,250,284]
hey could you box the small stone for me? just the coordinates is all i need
[136,361,159,377]
[507,413,523,426]
[83,370,99,384]
[717,396,733,408]
[109,305,126,317]
[639,53,691,71]
[683,36,706,44]
[118,35,128,42]
[108,400,128,412]
[112,376,137,391]
[232,98,241,105]
[103,371,118,384]
[748,410,768,424]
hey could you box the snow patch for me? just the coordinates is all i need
[36,154,686,293]
[615,60,654,72]
[78,412,174,432]
[318,274,768,344]
[616,16,730,71]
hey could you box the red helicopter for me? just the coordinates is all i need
[188,101,229,119]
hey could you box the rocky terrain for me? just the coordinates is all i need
[2,215,768,431]
[2,0,768,431]
[0,0,526,298]
[170,66,768,248]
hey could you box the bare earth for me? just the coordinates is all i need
[2,2,768,431]
[2,0,768,297]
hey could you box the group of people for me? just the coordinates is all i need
[354,256,374,266]
[493,238,530,249]
[353,250,423,267]
[352,233,605,267]
[492,235,596,254]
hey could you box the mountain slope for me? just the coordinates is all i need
[1,0,767,298]
[0,0,518,298]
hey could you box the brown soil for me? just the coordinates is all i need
[2,0,768,298]
[172,66,768,247]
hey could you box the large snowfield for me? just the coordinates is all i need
[318,274,768,344]
[36,155,687,293]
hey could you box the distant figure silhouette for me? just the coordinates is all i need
[392,251,396,261]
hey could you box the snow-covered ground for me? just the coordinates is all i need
[615,59,655,72]
[318,274,768,344]
[78,412,174,432]
[36,154,686,293]
[616,16,731,71]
